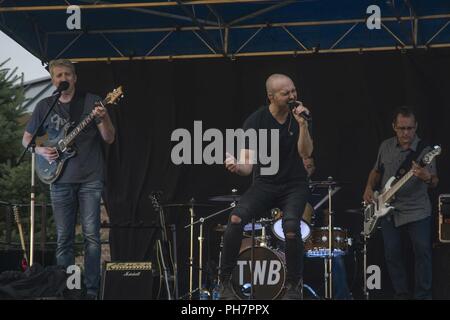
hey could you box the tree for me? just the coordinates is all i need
[0,59,52,248]
[0,59,26,163]
[0,59,49,202]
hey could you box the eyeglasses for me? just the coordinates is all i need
[395,126,415,131]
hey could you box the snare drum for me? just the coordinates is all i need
[272,219,311,242]
[304,227,350,258]
[270,204,313,242]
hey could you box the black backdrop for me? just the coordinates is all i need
[75,50,450,299]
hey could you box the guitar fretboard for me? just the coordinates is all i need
[381,170,414,203]
[62,99,107,146]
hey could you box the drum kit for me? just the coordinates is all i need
[167,179,358,300]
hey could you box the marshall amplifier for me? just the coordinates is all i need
[100,262,154,300]
[439,194,450,243]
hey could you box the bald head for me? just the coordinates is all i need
[266,74,294,95]
[265,74,297,109]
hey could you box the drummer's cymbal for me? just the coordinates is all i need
[309,180,350,188]
[161,202,217,208]
[344,208,364,216]
[209,194,241,202]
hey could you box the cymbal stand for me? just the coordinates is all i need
[250,217,255,300]
[169,224,179,300]
[362,232,370,300]
[185,202,236,299]
[188,199,195,300]
[217,234,224,285]
[324,178,335,300]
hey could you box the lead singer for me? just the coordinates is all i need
[219,73,313,300]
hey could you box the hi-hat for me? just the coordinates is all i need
[344,208,364,216]
[161,202,217,208]
[209,194,241,202]
[309,180,350,188]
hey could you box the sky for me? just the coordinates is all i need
[0,31,49,82]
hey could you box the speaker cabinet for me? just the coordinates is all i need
[100,262,154,300]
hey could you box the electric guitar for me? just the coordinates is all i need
[13,205,28,270]
[150,191,175,300]
[35,86,124,184]
[363,145,441,237]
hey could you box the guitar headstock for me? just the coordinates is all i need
[104,86,124,105]
[423,145,441,165]
[13,206,20,224]
[150,191,163,212]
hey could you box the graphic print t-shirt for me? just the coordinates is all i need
[26,92,106,183]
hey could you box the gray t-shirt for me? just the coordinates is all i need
[26,92,105,184]
[373,135,437,226]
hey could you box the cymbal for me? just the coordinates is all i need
[161,202,217,208]
[309,180,350,188]
[344,208,364,216]
[209,194,241,202]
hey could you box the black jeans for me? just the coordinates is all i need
[221,180,309,283]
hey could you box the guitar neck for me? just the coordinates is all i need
[382,170,414,203]
[13,207,28,264]
[63,99,106,146]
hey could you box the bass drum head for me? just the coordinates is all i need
[231,246,286,300]
[271,219,311,242]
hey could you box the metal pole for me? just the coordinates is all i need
[29,150,36,267]
[198,219,205,295]
[327,183,333,299]
[189,205,194,299]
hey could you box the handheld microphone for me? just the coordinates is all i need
[53,81,69,95]
[288,101,312,121]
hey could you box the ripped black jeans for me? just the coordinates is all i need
[220,180,309,283]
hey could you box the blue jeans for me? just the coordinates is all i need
[380,216,432,299]
[50,180,103,295]
[332,256,352,300]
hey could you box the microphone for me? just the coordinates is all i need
[288,101,312,121]
[53,81,69,94]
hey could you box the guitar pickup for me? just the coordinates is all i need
[57,141,67,153]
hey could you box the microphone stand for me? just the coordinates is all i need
[250,217,255,300]
[185,203,236,299]
[17,90,64,267]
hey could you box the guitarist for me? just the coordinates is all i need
[362,106,438,300]
[22,59,115,299]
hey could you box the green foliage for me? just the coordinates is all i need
[0,58,53,248]
[0,59,27,163]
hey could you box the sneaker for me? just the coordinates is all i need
[281,279,303,300]
[219,278,236,300]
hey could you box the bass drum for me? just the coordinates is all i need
[231,246,286,300]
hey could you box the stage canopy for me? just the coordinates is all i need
[1,0,449,63]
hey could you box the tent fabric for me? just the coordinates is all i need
[0,0,449,62]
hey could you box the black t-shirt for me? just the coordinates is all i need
[26,92,105,184]
[242,106,312,184]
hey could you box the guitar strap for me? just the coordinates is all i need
[394,139,428,179]
[69,91,86,125]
